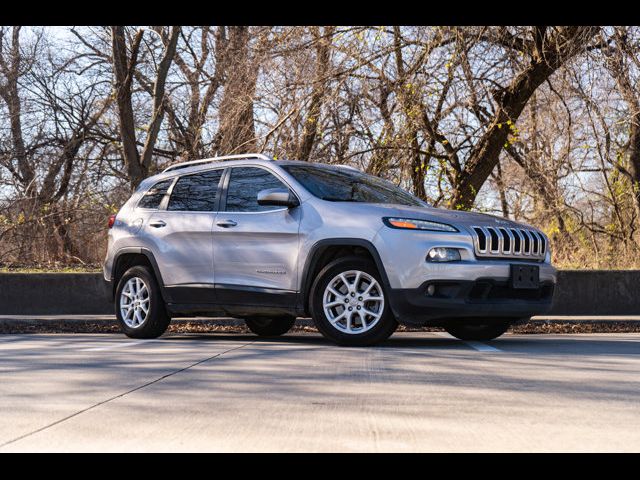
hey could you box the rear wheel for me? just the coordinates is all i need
[444,319,513,341]
[245,316,296,337]
[115,265,171,339]
[310,256,397,346]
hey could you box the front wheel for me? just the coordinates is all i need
[310,256,398,346]
[245,316,296,337]
[444,319,513,341]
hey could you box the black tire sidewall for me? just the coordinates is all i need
[444,319,513,341]
[245,316,296,336]
[115,265,170,339]
[310,256,397,346]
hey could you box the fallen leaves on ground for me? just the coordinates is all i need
[1,320,639,335]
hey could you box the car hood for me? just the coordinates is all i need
[363,203,536,231]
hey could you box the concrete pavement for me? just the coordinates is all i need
[0,332,639,452]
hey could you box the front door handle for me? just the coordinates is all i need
[216,219,238,228]
[149,220,166,228]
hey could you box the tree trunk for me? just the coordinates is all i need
[493,160,510,218]
[111,26,180,188]
[297,26,335,161]
[0,27,35,195]
[626,115,640,227]
[409,130,426,199]
[392,26,427,199]
[216,26,258,154]
[139,27,180,170]
[605,29,640,232]
[111,26,144,187]
[449,27,598,210]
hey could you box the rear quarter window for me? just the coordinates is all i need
[137,179,173,209]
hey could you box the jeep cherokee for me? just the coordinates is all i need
[103,153,556,346]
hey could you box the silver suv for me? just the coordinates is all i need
[103,153,556,346]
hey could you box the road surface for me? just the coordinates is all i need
[0,332,638,452]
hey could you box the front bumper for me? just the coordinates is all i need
[388,278,555,326]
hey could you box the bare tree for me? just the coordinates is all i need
[449,27,599,209]
[0,27,37,197]
[214,26,260,154]
[164,27,224,160]
[111,26,180,188]
[295,26,336,161]
[603,27,640,227]
[450,26,598,208]
[0,27,112,263]
[2,24,640,270]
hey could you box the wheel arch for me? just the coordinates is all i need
[299,238,391,316]
[110,247,167,302]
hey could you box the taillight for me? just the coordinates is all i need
[108,214,117,229]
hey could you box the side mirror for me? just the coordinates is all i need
[256,188,300,208]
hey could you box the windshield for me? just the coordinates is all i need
[282,165,428,207]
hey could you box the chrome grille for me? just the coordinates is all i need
[472,226,547,260]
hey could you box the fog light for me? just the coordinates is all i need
[427,247,461,262]
[426,284,436,296]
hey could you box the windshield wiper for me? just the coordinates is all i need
[320,196,359,202]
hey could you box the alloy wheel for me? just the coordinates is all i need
[322,270,385,335]
[119,277,150,328]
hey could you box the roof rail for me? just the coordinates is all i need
[162,153,273,173]
[336,164,361,171]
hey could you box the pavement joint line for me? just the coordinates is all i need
[80,339,162,352]
[463,341,502,352]
[0,340,256,449]
[432,331,502,352]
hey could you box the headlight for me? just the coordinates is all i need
[383,217,458,232]
[426,247,461,262]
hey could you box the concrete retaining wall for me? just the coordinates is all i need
[0,270,639,316]
[550,270,640,315]
[0,273,112,315]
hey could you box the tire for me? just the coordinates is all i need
[245,316,296,337]
[310,256,397,346]
[444,319,513,341]
[115,265,171,339]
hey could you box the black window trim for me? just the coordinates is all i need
[135,164,300,213]
[219,164,301,214]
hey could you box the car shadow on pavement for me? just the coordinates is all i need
[160,331,640,354]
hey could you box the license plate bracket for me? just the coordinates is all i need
[510,264,540,289]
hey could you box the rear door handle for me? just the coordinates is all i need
[216,219,238,228]
[149,220,166,228]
